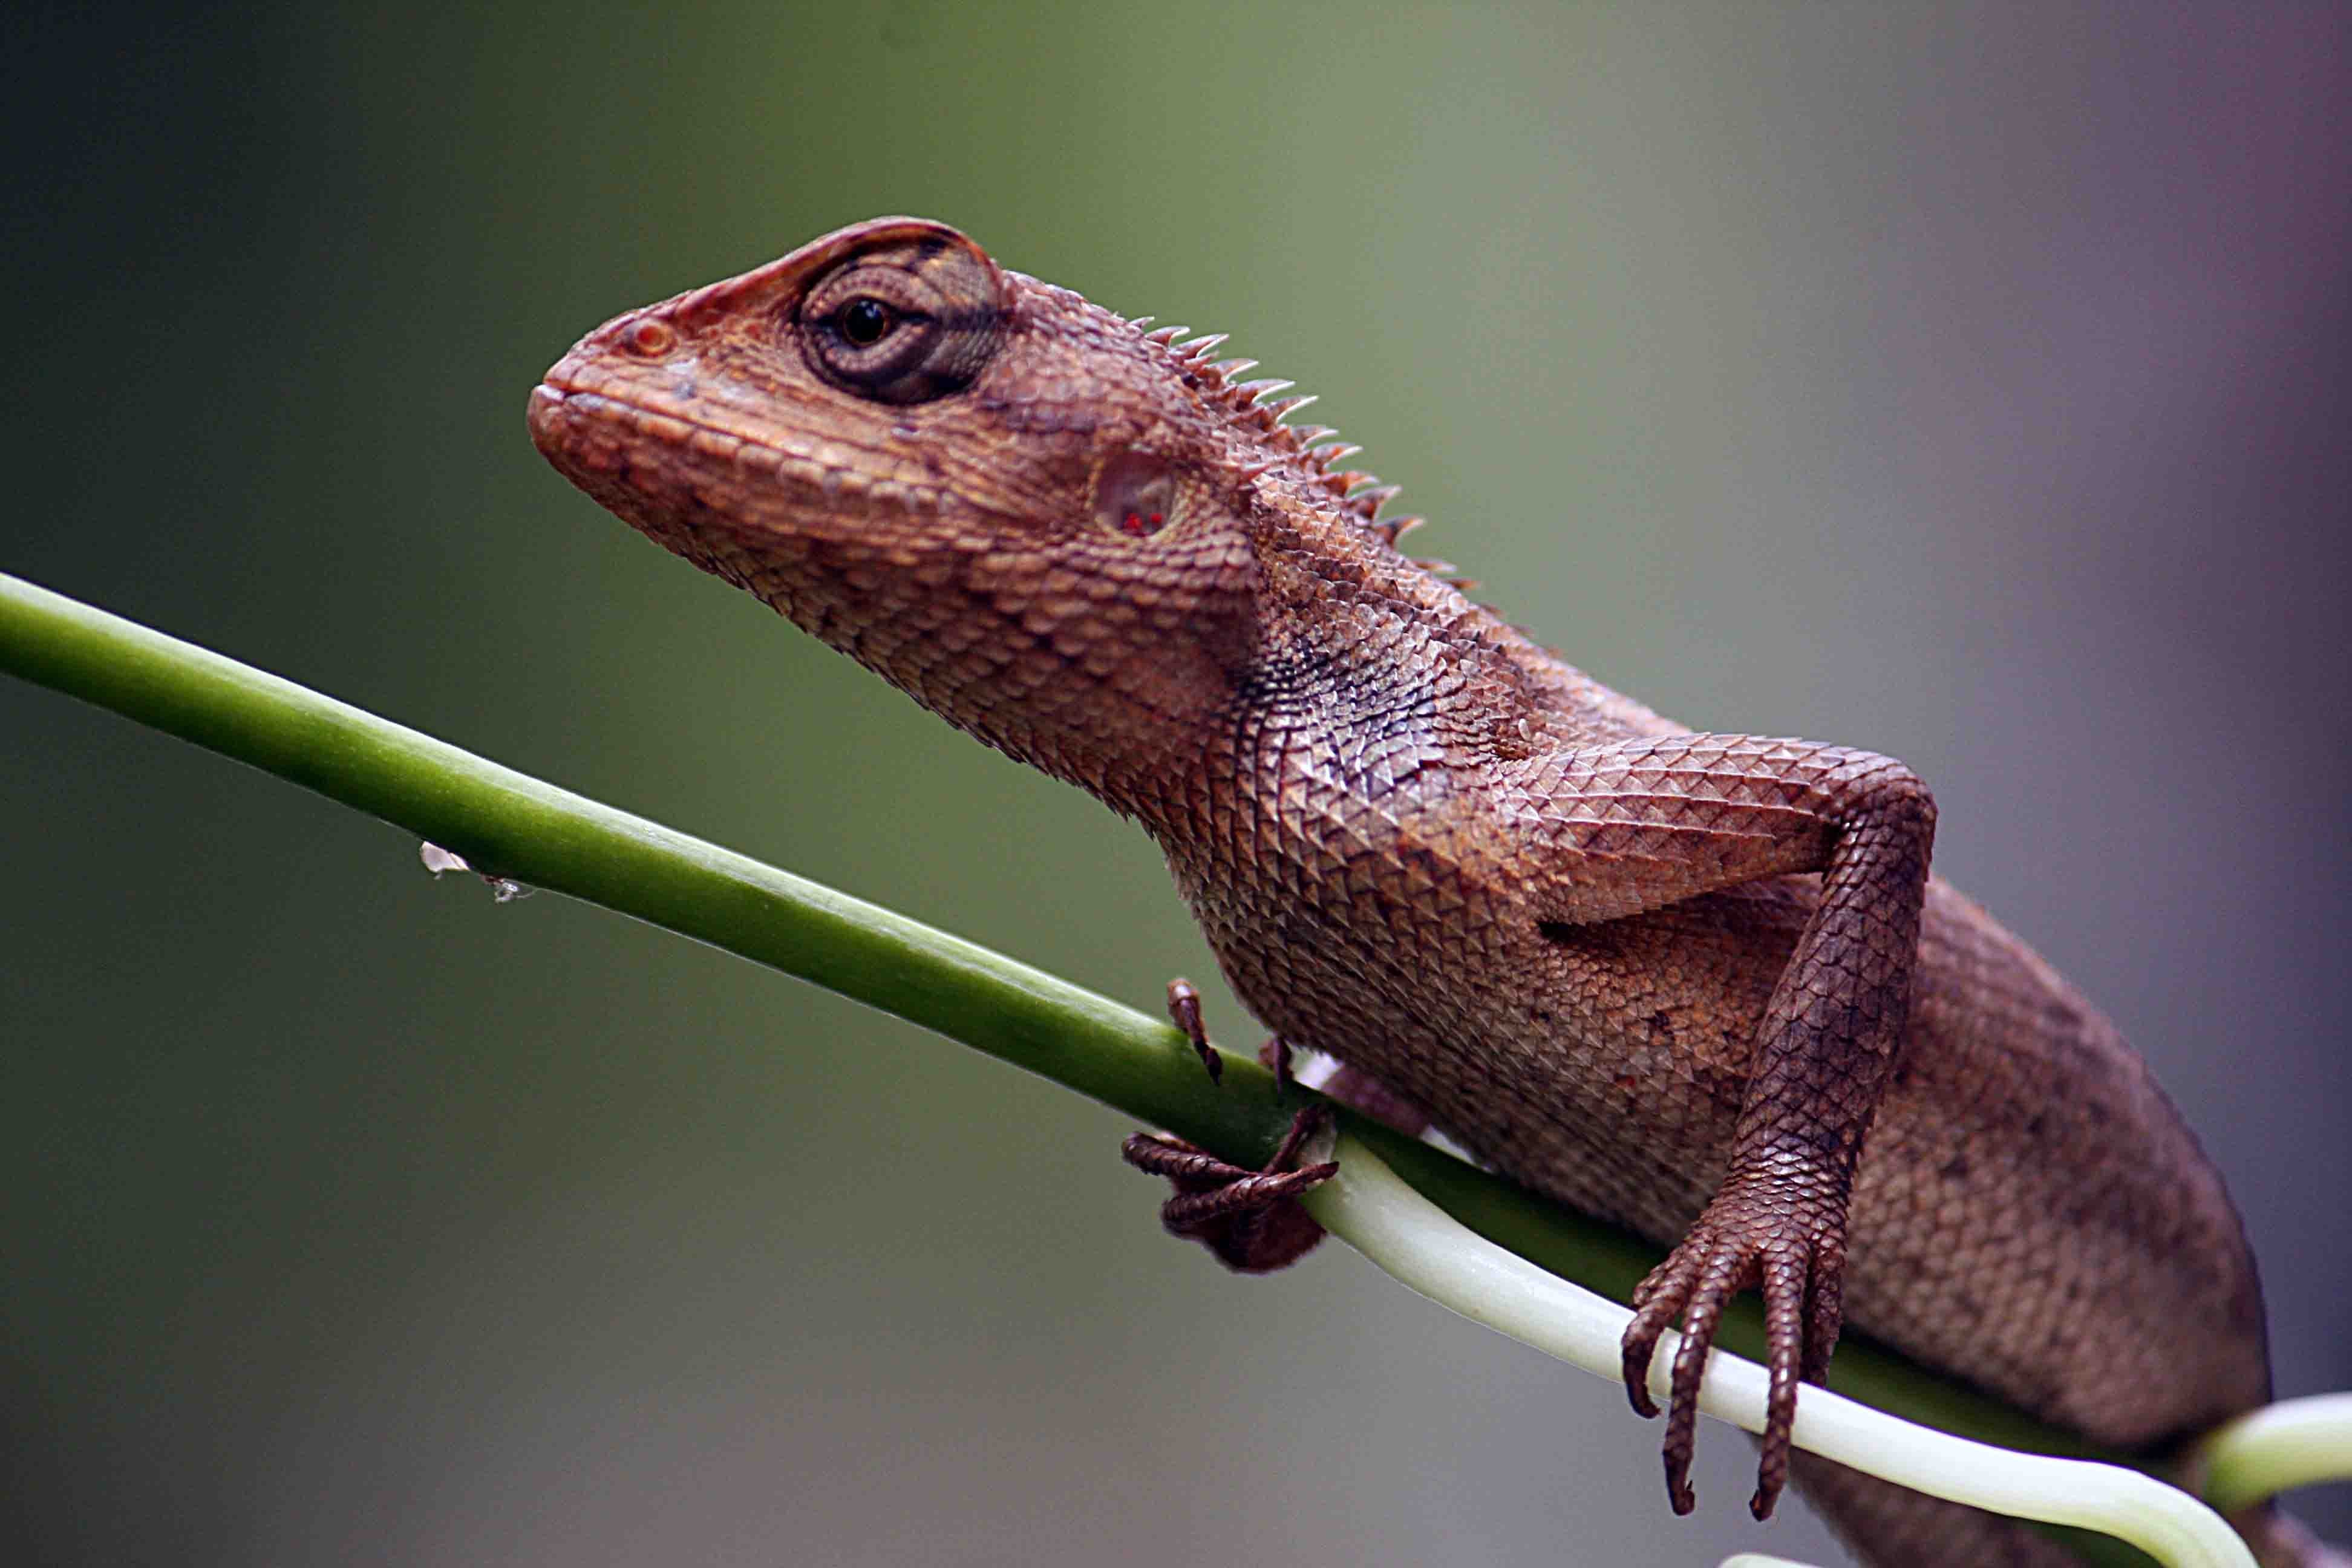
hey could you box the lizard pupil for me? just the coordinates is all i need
[839,298,894,347]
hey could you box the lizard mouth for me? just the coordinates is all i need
[527,374,952,550]
[528,378,765,488]
[529,375,801,567]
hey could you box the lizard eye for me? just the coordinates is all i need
[798,240,1004,405]
[837,297,895,347]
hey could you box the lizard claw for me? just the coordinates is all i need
[1122,1105,1336,1273]
[1135,982,1333,1272]
[1618,1177,1847,1520]
[1166,977,1221,1084]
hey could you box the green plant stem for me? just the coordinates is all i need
[2201,1396,2352,1518]
[0,568,2282,1563]
[1314,1136,2255,1568]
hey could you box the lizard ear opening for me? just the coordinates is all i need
[797,234,1005,405]
[1092,450,1178,539]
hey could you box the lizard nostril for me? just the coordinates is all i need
[622,318,675,357]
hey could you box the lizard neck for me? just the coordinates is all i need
[1113,531,1540,848]
[700,518,1255,809]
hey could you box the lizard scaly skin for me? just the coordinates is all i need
[528,218,2329,1566]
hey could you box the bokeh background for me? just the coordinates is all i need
[5,4,2347,1565]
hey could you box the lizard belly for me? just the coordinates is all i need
[1183,857,2271,1450]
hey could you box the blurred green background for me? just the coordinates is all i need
[5,4,2347,1564]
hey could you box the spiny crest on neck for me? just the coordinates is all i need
[1125,315,1460,577]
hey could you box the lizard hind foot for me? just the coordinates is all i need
[1121,1105,1337,1273]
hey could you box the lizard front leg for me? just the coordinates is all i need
[1121,1110,1336,1273]
[1124,987,1449,1279]
[1507,734,1935,1520]
[1123,983,1440,1270]
[1122,981,1335,1272]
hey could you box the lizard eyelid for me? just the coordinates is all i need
[795,245,1004,405]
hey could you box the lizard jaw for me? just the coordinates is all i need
[527,374,959,557]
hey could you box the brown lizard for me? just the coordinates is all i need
[527,217,2337,1567]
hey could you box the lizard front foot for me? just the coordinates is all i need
[1122,1106,1336,1272]
[1619,1174,1848,1520]
[1125,980,1334,1271]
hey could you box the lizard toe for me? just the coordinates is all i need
[1621,1247,1707,1420]
[1122,1105,1335,1273]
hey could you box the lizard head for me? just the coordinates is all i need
[529,217,1426,792]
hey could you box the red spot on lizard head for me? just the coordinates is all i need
[1094,450,1178,539]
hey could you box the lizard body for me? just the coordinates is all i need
[528,218,2327,1566]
